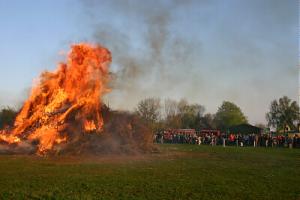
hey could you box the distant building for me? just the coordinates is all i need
[229,124,262,135]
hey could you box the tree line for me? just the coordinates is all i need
[136,96,299,133]
[136,98,248,132]
[0,96,298,133]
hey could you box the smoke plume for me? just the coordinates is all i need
[82,0,201,110]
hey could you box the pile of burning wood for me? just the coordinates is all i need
[0,43,153,155]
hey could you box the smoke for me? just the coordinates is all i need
[82,0,202,110]
[80,0,297,124]
[0,141,36,155]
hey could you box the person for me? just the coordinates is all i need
[265,135,269,148]
[197,136,202,145]
[244,134,249,146]
[211,135,215,146]
[255,134,259,147]
[293,134,298,148]
[229,134,235,146]
[296,135,300,148]
[236,134,240,147]
[272,136,277,148]
[160,133,164,144]
[222,136,226,147]
[288,136,293,149]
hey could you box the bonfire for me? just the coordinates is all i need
[0,43,153,155]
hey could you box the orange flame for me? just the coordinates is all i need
[84,120,97,132]
[0,43,111,154]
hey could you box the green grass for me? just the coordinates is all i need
[0,145,299,200]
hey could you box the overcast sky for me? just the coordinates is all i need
[0,0,298,124]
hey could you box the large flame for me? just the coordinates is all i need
[0,43,111,154]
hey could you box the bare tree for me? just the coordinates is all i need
[164,98,178,119]
[163,98,205,129]
[136,97,161,125]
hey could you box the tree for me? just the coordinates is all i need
[266,96,299,132]
[214,101,248,131]
[162,98,206,129]
[198,113,216,130]
[177,99,205,129]
[136,98,161,130]
[0,107,18,129]
[164,98,178,119]
[164,99,181,128]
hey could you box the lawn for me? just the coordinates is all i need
[0,145,299,200]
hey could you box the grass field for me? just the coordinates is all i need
[0,145,299,200]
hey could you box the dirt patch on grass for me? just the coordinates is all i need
[61,147,211,164]
[0,145,211,165]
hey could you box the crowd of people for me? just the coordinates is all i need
[154,130,300,148]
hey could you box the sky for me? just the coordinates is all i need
[0,0,298,124]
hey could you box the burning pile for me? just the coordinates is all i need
[0,43,153,155]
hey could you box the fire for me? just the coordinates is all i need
[84,120,97,132]
[0,43,111,154]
